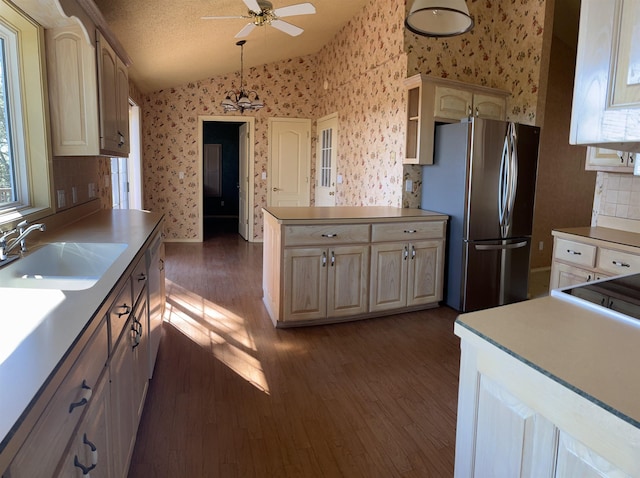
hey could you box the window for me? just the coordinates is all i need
[0,2,52,225]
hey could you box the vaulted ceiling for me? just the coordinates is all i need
[92,0,370,93]
[91,0,581,95]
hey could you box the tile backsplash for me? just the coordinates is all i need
[593,172,640,224]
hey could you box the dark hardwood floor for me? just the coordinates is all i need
[128,228,461,478]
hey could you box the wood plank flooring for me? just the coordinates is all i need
[128,229,461,478]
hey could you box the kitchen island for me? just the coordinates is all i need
[0,209,163,477]
[454,294,640,477]
[262,206,448,327]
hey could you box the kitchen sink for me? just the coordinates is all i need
[0,242,127,290]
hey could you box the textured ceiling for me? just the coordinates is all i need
[92,0,581,94]
[92,0,370,93]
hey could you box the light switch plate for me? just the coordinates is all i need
[405,180,413,192]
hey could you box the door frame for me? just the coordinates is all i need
[315,112,338,207]
[197,116,255,242]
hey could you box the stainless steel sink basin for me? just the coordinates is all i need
[0,242,127,290]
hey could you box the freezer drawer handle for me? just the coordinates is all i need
[566,249,582,255]
[612,260,630,268]
[321,233,338,238]
[403,230,417,234]
[475,240,528,251]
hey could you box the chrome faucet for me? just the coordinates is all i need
[0,222,46,261]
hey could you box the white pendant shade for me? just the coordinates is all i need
[405,0,474,38]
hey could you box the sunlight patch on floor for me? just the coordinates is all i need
[163,279,270,394]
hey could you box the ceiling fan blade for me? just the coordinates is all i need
[273,3,316,17]
[270,19,303,36]
[242,0,262,13]
[235,22,257,38]
[201,15,246,20]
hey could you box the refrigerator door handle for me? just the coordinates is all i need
[498,132,510,235]
[505,122,519,230]
[474,240,528,251]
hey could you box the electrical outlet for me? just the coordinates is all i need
[88,183,96,198]
[72,186,78,204]
[538,241,544,251]
[221,200,225,206]
[57,190,66,208]
[179,171,185,180]
[405,179,413,192]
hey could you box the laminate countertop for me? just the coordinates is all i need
[263,206,448,224]
[0,209,163,455]
[455,294,640,430]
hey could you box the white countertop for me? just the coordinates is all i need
[263,206,447,224]
[455,295,640,429]
[0,209,162,451]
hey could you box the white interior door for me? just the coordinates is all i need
[315,113,338,207]
[238,123,249,240]
[269,118,311,207]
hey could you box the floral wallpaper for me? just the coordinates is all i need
[140,0,552,241]
[405,0,549,125]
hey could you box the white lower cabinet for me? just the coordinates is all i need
[455,330,640,477]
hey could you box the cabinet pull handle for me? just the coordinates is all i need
[116,303,131,318]
[566,249,581,255]
[411,245,416,260]
[403,246,408,260]
[131,318,143,348]
[321,251,327,267]
[587,274,592,282]
[612,260,630,268]
[69,380,92,413]
[159,258,165,271]
[321,233,338,238]
[475,106,479,117]
[74,434,98,475]
[404,230,417,234]
[330,250,335,267]
[137,273,147,282]
[118,131,125,147]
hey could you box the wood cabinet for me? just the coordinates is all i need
[97,30,130,157]
[263,207,447,327]
[570,0,640,151]
[283,244,369,321]
[403,74,509,165]
[56,369,111,478]
[4,319,108,478]
[455,319,640,477]
[45,26,130,158]
[550,230,640,289]
[45,24,100,156]
[369,220,445,312]
[585,146,637,172]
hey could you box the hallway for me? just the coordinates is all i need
[128,231,460,477]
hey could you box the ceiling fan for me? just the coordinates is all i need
[202,0,316,38]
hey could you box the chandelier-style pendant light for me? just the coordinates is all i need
[221,40,264,113]
[405,0,474,38]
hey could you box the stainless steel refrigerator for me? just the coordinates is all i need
[420,118,540,312]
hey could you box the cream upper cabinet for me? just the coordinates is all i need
[46,24,100,156]
[403,74,509,165]
[97,30,130,157]
[585,146,636,172]
[570,0,640,151]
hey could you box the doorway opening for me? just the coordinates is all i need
[111,100,143,210]
[198,116,254,242]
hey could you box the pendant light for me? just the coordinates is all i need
[405,0,474,38]
[221,40,264,113]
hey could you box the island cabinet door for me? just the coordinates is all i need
[406,240,443,307]
[283,247,327,321]
[555,431,633,477]
[369,242,409,312]
[326,245,370,318]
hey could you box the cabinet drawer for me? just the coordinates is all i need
[553,238,596,268]
[372,221,445,242]
[283,224,369,246]
[8,319,108,478]
[597,247,640,275]
[109,277,133,348]
[132,256,147,306]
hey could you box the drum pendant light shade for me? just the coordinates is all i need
[405,0,474,38]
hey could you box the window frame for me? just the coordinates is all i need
[0,1,53,228]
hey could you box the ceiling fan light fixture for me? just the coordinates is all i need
[405,0,474,38]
